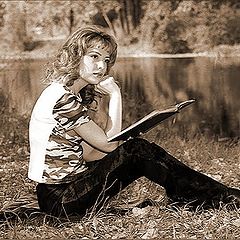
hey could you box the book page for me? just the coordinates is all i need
[108,99,195,142]
[176,99,195,110]
[107,108,177,142]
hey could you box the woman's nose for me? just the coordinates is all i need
[96,60,105,70]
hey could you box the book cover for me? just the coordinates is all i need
[107,99,195,142]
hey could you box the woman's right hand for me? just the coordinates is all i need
[95,76,120,96]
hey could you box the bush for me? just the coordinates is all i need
[138,1,240,53]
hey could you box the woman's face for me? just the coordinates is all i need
[79,46,110,85]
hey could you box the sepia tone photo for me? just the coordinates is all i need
[0,0,240,238]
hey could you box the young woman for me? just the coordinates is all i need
[28,26,240,218]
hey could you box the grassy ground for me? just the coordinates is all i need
[0,113,240,239]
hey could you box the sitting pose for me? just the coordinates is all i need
[28,26,240,218]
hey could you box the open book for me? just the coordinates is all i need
[107,99,195,142]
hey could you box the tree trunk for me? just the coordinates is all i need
[102,11,116,36]
[0,1,27,52]
[132,0,141,28]
[118,0,142,34]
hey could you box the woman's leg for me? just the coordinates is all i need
[136,139,240,208]
[37,138,240,217]
[104,138,240,209]
[36,140,144,217]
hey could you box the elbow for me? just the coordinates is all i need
[102,141,119,153]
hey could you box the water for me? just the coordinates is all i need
[0,57,239,138]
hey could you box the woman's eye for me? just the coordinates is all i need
[105,59,110,63]
[90,54,98,59]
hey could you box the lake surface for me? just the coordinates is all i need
[0,57,239,138]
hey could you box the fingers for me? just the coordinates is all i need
[96,76,120,95]
[99,76,115,86]
[95,84,108,95]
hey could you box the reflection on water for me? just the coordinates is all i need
[0,60,46,115]
[0,57,239,137]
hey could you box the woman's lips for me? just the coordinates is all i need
[93,72,103,78]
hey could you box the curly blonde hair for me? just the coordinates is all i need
[45,25,118,105]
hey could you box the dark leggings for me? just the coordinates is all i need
[37,138,240,217]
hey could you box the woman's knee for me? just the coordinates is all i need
[120,138,164,158]
[121,138,151,150]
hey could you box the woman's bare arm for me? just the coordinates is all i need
[74,119,119,153]
[75,77,122,161]
[96,77,122,138]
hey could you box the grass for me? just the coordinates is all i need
[0,113,240,239]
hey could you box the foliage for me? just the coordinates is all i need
[25,1,96,37]
[92,0,121,36]
[0,2,6,29]
[0,0,239,54]
[208,3,240,46]
[139,1,173,52]
[139,0,240,53]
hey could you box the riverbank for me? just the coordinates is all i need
[1,42,240,61]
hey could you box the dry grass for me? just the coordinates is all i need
[0,114,240,239]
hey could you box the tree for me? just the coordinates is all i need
[93,0,120,36]
[139,1,173,52]
[0,2,6,29]
[0,1,27,52]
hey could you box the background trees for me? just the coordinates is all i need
[0,1,27,52]
[0,0,239,54]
